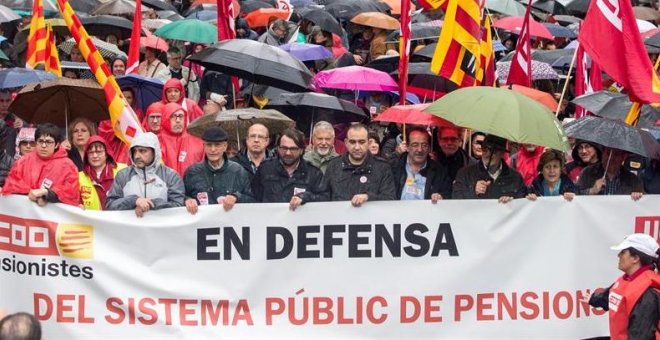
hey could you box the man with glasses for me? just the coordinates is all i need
[391,127,452,203]
[452,134,525,203]
[258,19,289,46]
[1,123,80,206]
[436,126,473,183]
[157,47,200,102]
[323,123,396,207]
[158,103,204,177]
[232,123,273,185]
[183,127,254,215]
[254,128,328,210]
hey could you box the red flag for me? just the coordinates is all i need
[397,0,412,105]
[574,43,602,118]
[217,0,235,40]
[579,0,660,103]
[126,0,141,74]
[506,0,532,87]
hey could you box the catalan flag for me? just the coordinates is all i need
[417,0,447,10]
[476,15,495,87]
[26,0,47,69]
[56,0,143,144]
[430,0,482,87]
[44,23,62,77]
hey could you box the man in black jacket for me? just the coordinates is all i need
[391,127,451,202]
[254,128,328,210]
[323,124,396,206]
[435,126,473,183]
[452,134,525,203]
[183,127,255,214]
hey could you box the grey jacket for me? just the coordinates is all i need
[106,132,185,210]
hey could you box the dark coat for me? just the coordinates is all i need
[527,173,577,196]
[254,158,328,203]
[576,164,645,195]
[452,160,526,199]
[322,153,397,201]
[0,150,13,187]
[436,147,474,183]
[391,153,452,199]
[183,156,255,204]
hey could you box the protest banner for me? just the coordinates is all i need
[1,195,658,338]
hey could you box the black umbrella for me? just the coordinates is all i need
[532,0,568,14]
[241,83,295,99]
[143,0,177,11]
[565,0,590,15]
[391,62,458,95]
[81,15,135,40]
[188,39,313,92]
[564,116,660,159]
[645,30,660,48]
[386,23,441,42]
[571,91,660,129]
[240,0,275,14]
[325,0,390,20]
[553,15,582,26]
[264,92,367,135]
[298,8,343,36]
[500,49,583,70]
[365,55,399,74]
[411,43,436,62]
[68,0,98,13]
[542,23,576,38]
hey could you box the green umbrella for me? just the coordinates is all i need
[485,0,527,16]
[154,19,218,44]
[423,86,569,151]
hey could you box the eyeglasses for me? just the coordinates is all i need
[86,150,105,155]
[409,143,429,150]
[248,134,268,141]
[19,141,36,147]
[171,113,185,120]
[278,146,301,153]
[148,115,161,120]
[36,139,56,146]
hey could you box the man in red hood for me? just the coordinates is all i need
[1,123,80,206]
[161,79,203,125]
[141,101,165,134]
[158,102,204,177]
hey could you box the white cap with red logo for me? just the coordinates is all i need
[611,234,660,258]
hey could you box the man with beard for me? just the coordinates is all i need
[322,124,396,206]
[303,121,339,173]
[254,128,328,210]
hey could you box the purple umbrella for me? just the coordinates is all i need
[314,65,399,91]
[279,43,333,62]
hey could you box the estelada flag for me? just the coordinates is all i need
[126,0,141,74]
[26,0,47,69]
[44,23,62,77]
[430,0,481,87]
[417,0,446,10]
[506,0,532,87]
[579,0,660,104]
[476,15,495,86]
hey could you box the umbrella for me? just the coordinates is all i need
[565,0,589,15]
[81,15,135,40]
[485,0,527,17]
[365,55,399,73]
[116,74,164,112]
[143,0,178,11]
[9,78,109,127]
[492,16,554,40]
[92,0,148,16]
[496,60,560,81]
[564,116,660,159]
[411,43,436,62]
[0,68,57,90]
[500,49,582,70]
[633,6,660,22]
[391,62,458,98]
[645,29,660,48]
[378,0,415,15]
[553,14,582,25]
[386,23,441,42]
[140,34,169,52]
[374,104,454,127]
[187,108,295,142]
[240,0,275,14]
[59,37,127,60]
[0,4,19,23]
[297,8,343,36]
[265,92,367,133]
[531,0,568,14]
[154,19,218,44]
[240,83,295,100]
[188,39,313,92]
[637,19,656,33]
[314,66,398,92]
[542,23,576,38]
[143,18,172,30]
[571,91,660,129]
[325,0,390,20]
[351,12,400,30]
[508,84,558,111]
[0,0,58,12]
[157,10,185,21]
[493,40,507,52]
[245,8,290,28]
[279,43,332,61]
[15,18,70,44]
[185,9,218,21]
[424,86,569,151]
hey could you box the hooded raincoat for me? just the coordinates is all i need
[158,103,204,177]
[161,78,203,125]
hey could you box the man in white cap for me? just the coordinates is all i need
[582,234,660,339]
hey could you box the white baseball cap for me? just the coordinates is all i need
[611,234,660,258]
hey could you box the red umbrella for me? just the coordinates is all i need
[493,16,554,40]
[374,104,454,127]
[140,33,169,52]
[245,8,290,28]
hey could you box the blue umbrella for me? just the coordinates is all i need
[279,43,333,61]
[492,40,507,52]
[116,74,164,112]
[186,9,216,21]
[357,90,421,105]
[0,68,57,90]
[543,23,577,38]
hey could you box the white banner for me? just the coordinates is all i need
[1,195,659,339]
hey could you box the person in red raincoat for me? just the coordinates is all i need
[161,78,203,125]
[158,102,204,177]
[141,101,165,134]
[1,123,80,206]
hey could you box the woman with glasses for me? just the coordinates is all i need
[78,136,126,210]
[1,123,80,206]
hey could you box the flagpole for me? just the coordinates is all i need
[554,46,579,117]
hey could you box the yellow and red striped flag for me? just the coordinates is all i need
[44,23,62,77]
[430,0,482,87]
[56,0,143,144]
[476,15,495,86]
[26,0,47,69]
